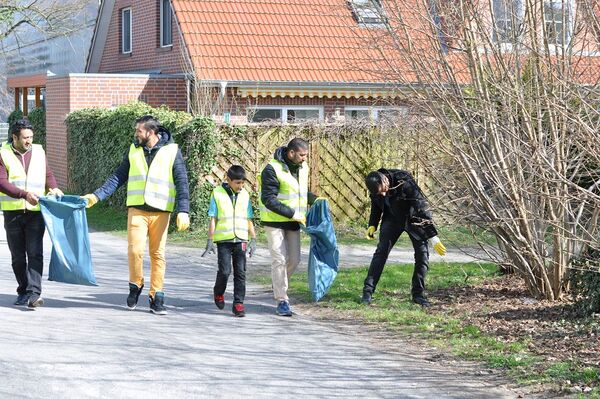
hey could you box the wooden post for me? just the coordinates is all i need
[22,87,28,116]
[14,88,20,111]
[309,140,320,194]
[35,87,41,108]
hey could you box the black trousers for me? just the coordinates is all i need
[214,242,247,304]
[3,210,46,296]
[363,220,429,297]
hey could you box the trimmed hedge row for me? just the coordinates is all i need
[65,101,220,229]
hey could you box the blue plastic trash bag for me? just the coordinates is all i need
[304,200,339,301]
[39,195,97,286]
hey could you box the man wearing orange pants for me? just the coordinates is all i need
[83,115,190,315]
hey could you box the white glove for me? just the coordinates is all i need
[291,211,306,225]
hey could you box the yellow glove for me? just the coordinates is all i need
[430,236,447,256]
[176,212,190,232]
[314,197,327,203]
[48,187,64,197]
[365,226,376,240]
[82,194,98,209]
[291,211,306,225]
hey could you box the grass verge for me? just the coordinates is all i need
[254,263,598,395]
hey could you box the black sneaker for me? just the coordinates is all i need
[412,295,430,307]
[214,293,225,310]
[232,303,246,317]
[126,283,144,310]
[14,293,30,306]
[149,292,167,315]
[361,292,372,305]
[27,294,44,309]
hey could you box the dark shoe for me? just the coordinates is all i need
[232,303,246,317]
[27,294,44,309]
[412,295,430,307]
[276,300,292,316]
[149,292,167,315]
[126,283,144,310]
[361,292,372,305]
[214,294,225,310]
[14,293,30,306]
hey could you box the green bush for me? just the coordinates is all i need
[28,107,46,147]
[7,109,23,134]
[66,101,191,207]
[569,248,600,315]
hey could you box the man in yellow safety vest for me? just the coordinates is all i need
[259,137,323,316]
[0,119,63,308]
[83,115,190,315]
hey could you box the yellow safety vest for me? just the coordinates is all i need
[0,142,46,211]
[212,186,250,242]
[126,143,178,212]
[259,158,308,223]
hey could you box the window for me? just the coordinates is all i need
[349,0,385,27]
[160,0,173,47]
[493,0,523,44]
[544,0,571,45]
[249,106,323,124]
[121,8,132,54]
[345,106,407,122]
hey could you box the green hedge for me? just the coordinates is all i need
[570,249,600,315]
[66,102,223,227]
[7,109,23,134]
[28,107,46,147]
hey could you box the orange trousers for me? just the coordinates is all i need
[127,208,170,297]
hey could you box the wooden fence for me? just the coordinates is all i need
[207,127,421,224]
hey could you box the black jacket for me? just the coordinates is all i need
[260,146,316,231]
[94,127,190,213]
[368,168,437,241]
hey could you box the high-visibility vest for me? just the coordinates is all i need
[126,143,178,212]
[212,186,250,242]
[259,158,308,222]
[0,142,46,211]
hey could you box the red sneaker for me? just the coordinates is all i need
[214,294,225,309]
[232,303,246,317]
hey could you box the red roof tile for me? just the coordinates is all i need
[171,0,396,83]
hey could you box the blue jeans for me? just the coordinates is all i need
[3,210,46,295]
[214,242,247,304]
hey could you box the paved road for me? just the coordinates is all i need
[0,213,521,399]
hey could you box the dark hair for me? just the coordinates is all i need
[287,137,309,152]
[365,171,384,195]
[10,119,33,140]
[227,165,246,181]
[135,115,161,134]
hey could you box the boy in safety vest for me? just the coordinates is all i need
[202,165,256,317]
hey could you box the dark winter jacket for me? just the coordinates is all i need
[260,146,316,231]
[94,127,190,213]
[368,168,437,241]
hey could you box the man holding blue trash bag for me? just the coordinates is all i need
[259,137,325,316]
[82,115,190,315]
[0,119,63,308]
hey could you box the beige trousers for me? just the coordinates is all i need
[127,208,170,297]
[265,226,301,301]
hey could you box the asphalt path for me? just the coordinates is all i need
[0,212,522,399]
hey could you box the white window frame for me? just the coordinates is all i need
[344,106,408,121]
[121,7,132,54]
[492,0,525,48]
[544,0,573,49]
[349,0,386,27]
[248,106,324,124]
[160,0,173,47]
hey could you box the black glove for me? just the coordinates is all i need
[247,238,257,258]
[201,239,215,257]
